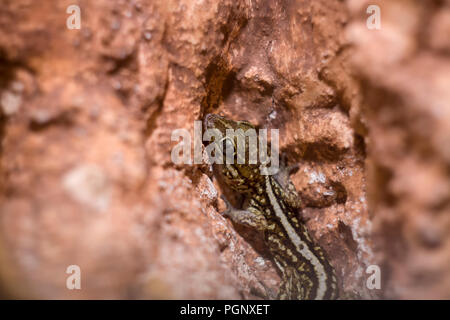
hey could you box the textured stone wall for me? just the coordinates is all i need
[0,0,448,299]
[347,0,450,299]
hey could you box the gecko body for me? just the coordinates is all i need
[204,113,338,300]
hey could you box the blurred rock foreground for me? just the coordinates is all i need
[0,0,449,299]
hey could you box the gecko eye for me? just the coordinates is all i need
[219,136,236,156]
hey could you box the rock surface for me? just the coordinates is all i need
[347,0,450,299]
[0,0,448,299]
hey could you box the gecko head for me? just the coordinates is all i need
[203,114,257,157]
[203,113,264,191]
[204,113,255,134]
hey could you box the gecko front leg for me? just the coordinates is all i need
[220,195,268,232]
[220,195,276,299]
[273,162,302,210]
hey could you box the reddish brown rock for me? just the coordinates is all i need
[0,0,447,300]
[347,0,450,299]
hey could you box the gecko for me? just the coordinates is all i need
[204,113,338,300]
